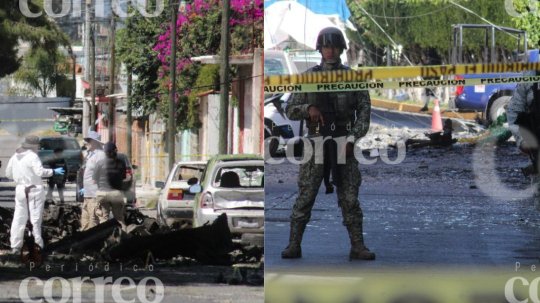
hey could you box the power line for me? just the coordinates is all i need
[361,5,454,20]
[448,0,519,40]
[354,3,413,66]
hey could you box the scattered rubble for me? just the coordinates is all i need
[0,203,263,269]
[359,120,487,152]
[105,214,233,265]
[0,207,11,250]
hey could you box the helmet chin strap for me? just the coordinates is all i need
[319,48,343,69]
[321,57,342,70]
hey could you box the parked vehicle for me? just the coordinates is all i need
[288,50,321,73]
[75,153,137,204]
[264,50,303,157]
[264,49,298,76]
[118,153,137,205]
[452,24,538,123]
[48,106,83,136]
[38,136,83,182]
[155,161,206,228]
[189,154,264,247]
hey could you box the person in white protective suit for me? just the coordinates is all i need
[5,136,64,254]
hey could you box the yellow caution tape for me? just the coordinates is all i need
[264,62,540,85]
[264,75,540,93]
[266,269,536,303]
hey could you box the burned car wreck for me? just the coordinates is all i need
[0,202,263,267]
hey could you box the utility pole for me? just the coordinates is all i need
[218,0,231,154]
[127,69,133,162]
[83,0,92,136]
[66,45,76,102]
[168,1,180,171]
[108,15,116,142]
[90,3,96,129]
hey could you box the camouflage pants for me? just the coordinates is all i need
[291,151,363,228]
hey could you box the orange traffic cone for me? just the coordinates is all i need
[431,99,443,132]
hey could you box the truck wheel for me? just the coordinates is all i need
[264,129,279,158]
[293,139,304,157]
[267,138,279,158]
[489,96,511,124]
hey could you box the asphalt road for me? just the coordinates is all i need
[265,135,540,270]
[371,107,432,129]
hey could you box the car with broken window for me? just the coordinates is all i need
[156,161,206,228]
[189,154,264,247]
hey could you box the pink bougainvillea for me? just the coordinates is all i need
[153,0,263,70]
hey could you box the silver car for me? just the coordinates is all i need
[156,161,206,228]
[190,155,264,247]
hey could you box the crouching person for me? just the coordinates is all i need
[6,136,64,254]
[93,142,127,229]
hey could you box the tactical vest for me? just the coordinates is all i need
[306,64,358,137]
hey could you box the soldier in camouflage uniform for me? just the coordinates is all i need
[281,27,375,261]
[507,74,540,178]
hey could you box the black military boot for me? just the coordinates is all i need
[281,220,306,259]
[346,224,375,261]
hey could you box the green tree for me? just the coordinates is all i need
[347,0,524,65]
[509,0,540,48]
[118,0,263,131]
[116,1,167,116]
[14,48,68,97]
[0,0,70,77]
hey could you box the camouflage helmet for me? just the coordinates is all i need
[316,27,347,51]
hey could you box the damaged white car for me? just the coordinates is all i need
[190,155,264,247]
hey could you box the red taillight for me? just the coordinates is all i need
[126,169,133,176]
[201,192,213,208]
[455,75,464,96]
[167,189,184,200]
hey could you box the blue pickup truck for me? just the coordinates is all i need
[454,49,539,123]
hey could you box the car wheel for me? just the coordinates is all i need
[489,96,511,124]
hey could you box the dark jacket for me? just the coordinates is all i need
[45,156,67,185]
[93,157,126,191]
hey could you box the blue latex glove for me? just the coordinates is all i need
[53,167,65,175]
[79,188,85,196]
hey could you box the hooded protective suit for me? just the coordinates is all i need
[5,148,53,250]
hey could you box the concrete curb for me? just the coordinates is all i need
[372,98,480,121]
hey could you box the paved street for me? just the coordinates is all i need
[265,136,540,270]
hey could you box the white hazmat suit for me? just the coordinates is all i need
[6,148,53,250]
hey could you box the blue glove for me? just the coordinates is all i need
[53,167,65,175]
[79,188,85,196]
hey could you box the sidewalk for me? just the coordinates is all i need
[134,183,161,210]
[372,98,480,121]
